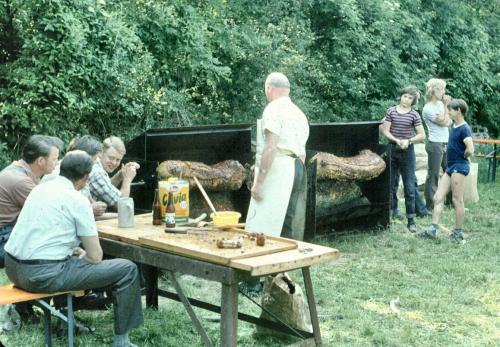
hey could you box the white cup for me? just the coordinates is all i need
[117,197,134,228]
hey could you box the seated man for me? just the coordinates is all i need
[42,135,108,217]
[0,135,63,268]
[4,151,143,347]
[88,136,139,208]
[69,135,108,217]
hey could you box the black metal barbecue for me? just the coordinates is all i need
[124,124,253,216]
[124,121,390,240]
[304,122,390,239]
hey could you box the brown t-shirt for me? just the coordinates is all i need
[0,160,39,226]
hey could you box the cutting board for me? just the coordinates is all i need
[138,230,297,266]
[97,213,298,265]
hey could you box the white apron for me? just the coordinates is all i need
[245,120,295,236]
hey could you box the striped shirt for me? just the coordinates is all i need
[385,106,422,140]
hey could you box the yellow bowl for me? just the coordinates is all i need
[211,211,241,226]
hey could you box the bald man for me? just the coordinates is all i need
[245,72,309,240]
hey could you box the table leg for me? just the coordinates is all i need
[302,267,322,347]
[170,272,214,347]
[142,264,158,309]
[221,283,239,347]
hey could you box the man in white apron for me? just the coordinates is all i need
[245,72,309,240]
[242,73,309,295]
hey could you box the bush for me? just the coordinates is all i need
[0,0,497,160]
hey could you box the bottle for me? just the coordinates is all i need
[165,191,176,228]
[152,188,162,225]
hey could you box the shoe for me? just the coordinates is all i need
[416,211,432,218]
[419,224,437,239]
[14,303,39,324]
[407,223,418,233]
[391,211,404,220]
[449,229,464,242]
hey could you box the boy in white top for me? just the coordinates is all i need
[422,78,452,210]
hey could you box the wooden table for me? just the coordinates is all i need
[473,138,500,181]
[97,214,339,346]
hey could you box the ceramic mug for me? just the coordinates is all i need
[117,197,134,228]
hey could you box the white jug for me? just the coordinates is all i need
[117,197,134,228]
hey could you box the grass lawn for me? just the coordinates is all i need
[1,182,498,346]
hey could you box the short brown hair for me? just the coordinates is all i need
[447,98,468,115]
[22,135,64,163]
[102,136,126,156]
[399,85,420,106]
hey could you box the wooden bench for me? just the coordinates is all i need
[0,284,84,347]
[473,138,500,181]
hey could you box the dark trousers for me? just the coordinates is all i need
[281,158,306,240]
[391,173,428,216]
[0,222,14,268]
[425,141,447,209]
[390,144,416,219]
[5,254,143,335]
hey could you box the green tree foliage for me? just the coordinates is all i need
[0,0,498,162]
[0,0,158,153]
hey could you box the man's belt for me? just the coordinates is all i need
[6,253,71,265]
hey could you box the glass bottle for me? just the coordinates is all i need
[152,188,163,225]
[165,191,176,228]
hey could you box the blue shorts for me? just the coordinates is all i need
[446,162,470,176]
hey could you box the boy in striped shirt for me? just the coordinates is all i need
[381,85,426,233]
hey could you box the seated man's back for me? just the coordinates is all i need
[4,151,143,347]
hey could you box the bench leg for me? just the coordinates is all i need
[67,294,74,347]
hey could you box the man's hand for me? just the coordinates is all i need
[92,201,107,217]
[121,162,139,182]
[251,181,264,201]
[73,247,87,259]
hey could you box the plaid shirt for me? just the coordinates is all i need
[88,158,121,206]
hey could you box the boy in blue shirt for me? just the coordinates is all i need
[423,99,474,241]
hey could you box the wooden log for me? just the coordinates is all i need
[157,160,246,191]
[312,149,386,181]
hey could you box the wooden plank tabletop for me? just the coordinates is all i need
[230,241,339,276]
[97,213,339,273]
[97,213,164,245]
